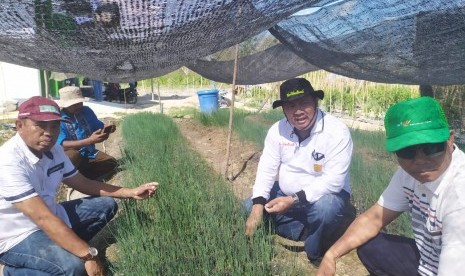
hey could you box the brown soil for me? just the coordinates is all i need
[174,118,260,200]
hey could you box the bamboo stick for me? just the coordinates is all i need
[223,44,239,179]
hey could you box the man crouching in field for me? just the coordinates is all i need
[244,78,355,263]
[0,96,158,276]
[318,97,465,276]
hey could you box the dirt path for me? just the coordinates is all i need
[175,118,259,200]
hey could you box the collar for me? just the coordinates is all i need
[44,151,54,160]
[288,109,324,142]
[61,110,73,120]
[14,133,54,164]
[311,109,324,134]
[298,109,324,132]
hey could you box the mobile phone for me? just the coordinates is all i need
[103,125,113,134]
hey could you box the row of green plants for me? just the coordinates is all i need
[130,68,465,130]
[302,71,419,118]
[137,68,221,92]
[235,74,419,118]
[194,108,412,237]
[136,69,420,118]
[113,113,305,275]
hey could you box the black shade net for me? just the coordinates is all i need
[270,0,465,85]
[0,0,464,85]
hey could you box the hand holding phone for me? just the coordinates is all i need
[103,125,113,134]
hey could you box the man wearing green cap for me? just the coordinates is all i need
[244,78,355,263]
[317,97,465,276]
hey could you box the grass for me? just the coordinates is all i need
[193,108,284,147]
[0,119,16,145]
[0,105,415,253]
[138,68,232,93]
[112,113,305,275]
[349,129,412,236]
[134,68,423,116]
[303,71,420,118]
[168,106,198,118]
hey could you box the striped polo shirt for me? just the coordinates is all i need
[378,146,465,275]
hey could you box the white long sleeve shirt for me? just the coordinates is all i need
[252,110,353,203]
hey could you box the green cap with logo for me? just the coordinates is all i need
[384,97,450,152]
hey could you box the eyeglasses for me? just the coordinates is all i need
[395,142,446,160]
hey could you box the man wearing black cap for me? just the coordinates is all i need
[0,96,158,275]
[244,78,354,263]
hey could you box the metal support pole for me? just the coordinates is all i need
[43,70,49,98]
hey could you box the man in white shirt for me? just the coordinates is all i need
[244,78,354,262]
[0,96,158,276]
[317,96,465,276]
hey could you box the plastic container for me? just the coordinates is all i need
[197,89,219,113]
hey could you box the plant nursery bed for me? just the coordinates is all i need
[83,115,368,275]
[0,115,367,275]
[172,117,368,276]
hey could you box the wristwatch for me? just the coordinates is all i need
[291,193,299,204]
[81,247,98,261]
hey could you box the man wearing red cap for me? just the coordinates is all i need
[0,96,158,275]
[244,78,354,263]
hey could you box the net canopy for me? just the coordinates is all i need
[0,0,464,85]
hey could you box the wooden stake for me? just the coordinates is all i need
[223,44,239,179]
[151,78,154,101]
[158,81,162,114]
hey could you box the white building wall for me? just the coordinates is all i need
[0,62,41,103]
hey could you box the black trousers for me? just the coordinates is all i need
[357,232,421,276]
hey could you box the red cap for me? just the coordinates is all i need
[18,96,70,123]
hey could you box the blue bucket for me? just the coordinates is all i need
[197,89,219,113]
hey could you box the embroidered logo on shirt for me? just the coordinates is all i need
[312,150,325,161]
[279,142,295,146]
[47,162,64,176]
[312,150,324,172]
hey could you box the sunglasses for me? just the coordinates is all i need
[395,142,446,160]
